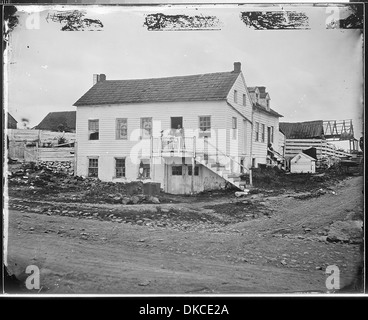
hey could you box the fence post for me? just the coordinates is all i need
[36,141,39,164]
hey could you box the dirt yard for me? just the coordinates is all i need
[4,164,364,294]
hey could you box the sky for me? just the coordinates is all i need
[5,4,364,149]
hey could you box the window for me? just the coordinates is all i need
[88,158,98,177]
[172,166,182,176]
[242,94,246,106]
[234,90,238,103]
[232,117,237,139]
[188,165,199,176]
[88,120,99,140]
[138,161,150,179]
[261,124,265,142]
[116,118,128,140]
[267,99,270,109]
[199,116,211,137]
[115,158,126,178]
[271,126,274,143]
[255,122,259,142]
[140,117,152,139]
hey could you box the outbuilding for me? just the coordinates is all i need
[290,152,316,173]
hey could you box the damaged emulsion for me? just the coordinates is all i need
[144,13,221,31]
[326,4,363,29]
[46,10,103,31]
[240,11,310,30]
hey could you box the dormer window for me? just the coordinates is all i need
[267,99,270,109]
[234,90,238,104]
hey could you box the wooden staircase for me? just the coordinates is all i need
[195,155,247,190]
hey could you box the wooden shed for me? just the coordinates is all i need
[290,152,316,173]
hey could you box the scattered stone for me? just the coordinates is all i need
[281,260,287,265]
[138,280,150,286]
[131,196,140,204]
[148,196,160,204]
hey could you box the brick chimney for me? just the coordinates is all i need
[93,73,106,85]
[233,62,241,73]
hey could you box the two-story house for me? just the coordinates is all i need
[248,86,284,167]
[73,62,282,194]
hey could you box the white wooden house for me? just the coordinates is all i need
[73,62,283,194]
[290,152,316,173]
[248,86,284,167]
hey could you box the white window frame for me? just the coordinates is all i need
[115,157,126,178]
[116,118,128,140]
[199,116,211,138]
[88,119,99,140]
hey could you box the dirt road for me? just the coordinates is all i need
[5,176,363,294]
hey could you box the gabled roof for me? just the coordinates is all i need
[247,86,259,93]
[74,71,240,106]
[291,152,317,162]
[35,111,76,132]
[8,112,17,123]
[253,103,283,118]
[279,120,324,139]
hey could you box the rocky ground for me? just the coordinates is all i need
[4,163,364,294]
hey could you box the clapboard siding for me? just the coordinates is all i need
[252,109,280,166]
[226,74,253,121]
[76,100,228,179]
[224,106,252,170]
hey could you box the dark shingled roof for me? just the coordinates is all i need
[253,103,283,118]
[279,120,324,139]
[247,87,258,92]
[35,111,76,132]
[8,112,17,124]
[74,71,240,106]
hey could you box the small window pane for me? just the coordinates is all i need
[115,158,126,178]
[141,117,152,139]
[232,117,237,129]
[172,166,182,176]
[188,165,199,176]
[199,116,211,132]
[88,158,98,177]
[89,120,99,140]
[116,119,128,140]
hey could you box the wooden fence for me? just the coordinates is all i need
[7,129,75,145]
[285,139,351,159]
[8,141,75,163]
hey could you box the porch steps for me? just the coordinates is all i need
[196,157,246,191]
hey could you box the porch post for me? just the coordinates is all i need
[150,136,154,180]
[191,137,196,194]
